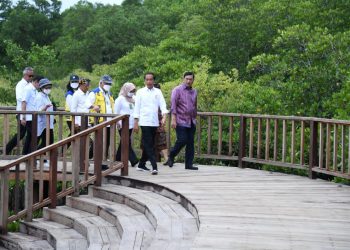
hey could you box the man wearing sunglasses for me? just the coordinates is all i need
[5,67,34,155]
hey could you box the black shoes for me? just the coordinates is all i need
[136,164,151,172]
[164,157,174,168]
[185,165,198,170]
[131,160,139,167]
[101,164,108,170]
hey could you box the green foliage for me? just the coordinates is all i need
[0,0,349,121]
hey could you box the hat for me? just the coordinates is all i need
[70,74,79,82]
[100,75,113,84]
[39,78,52,89]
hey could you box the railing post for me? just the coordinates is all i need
[80,115,88,172]
[94,128,103,186]
[49,148,58,209]
[309,120,318,179]
[238,115,247,168]
[31,113,38,153]
[121,116,129,176]
[72,138,80,197]
[25,158,34,222]
[0,169,9,234]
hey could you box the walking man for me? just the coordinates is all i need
[165,72,198,170]
[134,72,168,175]
[21,75,43,155]
[88,75,114,159]
[6,67,34,154]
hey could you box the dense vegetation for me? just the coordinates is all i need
[1,0,350,119]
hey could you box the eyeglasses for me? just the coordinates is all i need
[28,75,34,78]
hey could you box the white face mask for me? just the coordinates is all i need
[70,82,79,89]
[43,89,51,95]
[103,85,111,92]
[127,92,134,98]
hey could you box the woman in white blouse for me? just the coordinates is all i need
[35,78,54,151]
[114,82,139,166]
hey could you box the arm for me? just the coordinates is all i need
[66,95,73,110]
[133,91,141,133]
[158,90,168,126]
[170,88,178,129]
[86,93,100,111]
[21,101,27,126]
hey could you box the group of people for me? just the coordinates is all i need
[6,67,198,175]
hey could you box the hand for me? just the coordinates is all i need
[117,123,121,130]
[92,105,100,112]
[171,116,176,129]
[134,122,139,133]
[21,119,26,126]
[45,104,53,110]
[161,116,166,127]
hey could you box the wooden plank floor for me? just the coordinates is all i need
[111,164,350,250]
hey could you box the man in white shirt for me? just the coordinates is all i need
[134,72,168,175]
[71,78,100,130]
[6,67,34,154]
[21,75,42,155]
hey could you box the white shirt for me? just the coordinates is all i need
[134,86,168,127]
[16,78,29,111]
[35,92,54,136]
[23,84,38,121]
[71,88,92,126]
[114,95,135,129]
[66,94,74,111]
[88,87,113,121]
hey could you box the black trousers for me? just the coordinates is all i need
[23,121,33,155]
[115,129,138,165]
[169,123,196,168]
[6,116,26,154]
[37,129,54,150]
[139,126,157,170]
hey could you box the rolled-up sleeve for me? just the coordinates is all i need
[159,90,168,115]
[170,88,178,115]
[133,91,141,119]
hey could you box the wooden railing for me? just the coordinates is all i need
[0,110,129,234]
[193,112,350,180]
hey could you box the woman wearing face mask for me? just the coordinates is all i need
[35,78,54,153]
[65,74,79,138]
[114,82,139,167]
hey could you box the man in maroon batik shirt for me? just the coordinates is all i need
[165,72,198,170]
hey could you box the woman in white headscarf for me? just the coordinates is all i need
[114,82,138,166]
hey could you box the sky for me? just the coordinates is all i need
[13,0,124,11]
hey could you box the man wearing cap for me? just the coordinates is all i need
[65,74,79,137]
[71,78,100,130]
[35,78,54,152]
[5,67,34,154]
[88,75,115,159]
[21,75,43,154]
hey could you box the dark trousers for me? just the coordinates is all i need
[6,116,26,154]
[37,129,54,150]
[139,126,157,170]
[66,120,72,149]
[23,121,33,155]
[169,123,196,167]
[115,129,138,165]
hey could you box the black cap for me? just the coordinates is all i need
[70,74,79,82]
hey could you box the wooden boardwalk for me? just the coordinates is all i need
[111,164,350,250]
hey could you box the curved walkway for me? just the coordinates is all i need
[110,164,350,250]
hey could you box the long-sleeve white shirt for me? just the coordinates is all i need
[114,95,135,129]
[16,78,29,111]
[35,92,54,136]
[23,84,38,121]
[71,88,92,126]
[134,86,168,127]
